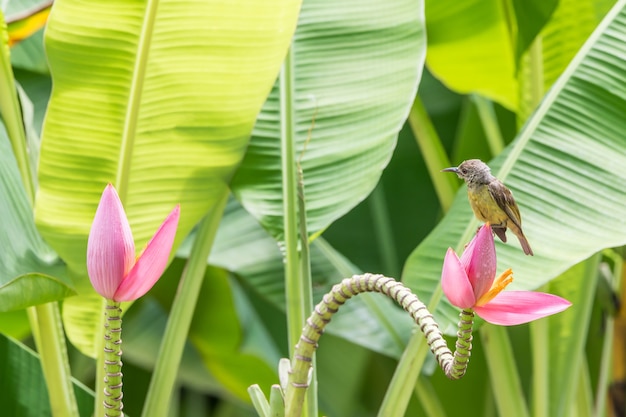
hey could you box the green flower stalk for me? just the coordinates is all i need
[103,300,123,416]
[87,184,180,417]
[284,273,474,417]
[270,224,572,417]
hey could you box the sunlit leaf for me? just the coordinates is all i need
[404,0,626,333]
[34,0,302,356]
[425,0,518,110]
[231,0,425,240]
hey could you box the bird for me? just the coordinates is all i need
[442,159,533,256]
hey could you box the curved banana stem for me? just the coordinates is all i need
[284,273,474,417]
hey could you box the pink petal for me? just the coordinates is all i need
[441,248,476,309]
[114,205,180,301]
[473,291,572,326]
[87,184,135,299]
[461,225,496,300]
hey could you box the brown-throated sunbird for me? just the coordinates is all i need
[442,159,533,256]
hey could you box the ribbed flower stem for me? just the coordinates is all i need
[284,274,474,417]
[449,309,474,379]
[103,299,124,417]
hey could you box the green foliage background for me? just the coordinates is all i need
[0,0,624,416]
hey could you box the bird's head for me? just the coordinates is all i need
[441,159,492,184]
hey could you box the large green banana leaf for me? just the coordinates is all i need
[539,0,611,92]
[404,0,626,332]
[34,0,301,355]
[231,0,425,239]
[425,0,522,110]
[0,9,73,310]
[519,0,614,121]
[426,0,614,114]
[0,333,95,416]
[0,128,73,311]
[183,198,413,359]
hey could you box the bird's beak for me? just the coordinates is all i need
[441,167,458,173]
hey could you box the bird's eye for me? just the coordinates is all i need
[459,168,466,174]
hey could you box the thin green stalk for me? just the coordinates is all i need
[296,154,316,416]
[280,47,304,363]
[1,13,78,417]
[593,252,621,417]
[480,325,529,417]
[102,299,124,417]
[369,183,400,278]
[285,275,472,417]
[471,95,505,157]
[36,303,80,417]
[554,255,598,417]
[0,10,35,204]
[483,382,496,417]
[518,36,545,126]
[141,192,228,417]
[414,375,448,417]
[377,325,430,417]
[574,356,593,417]
[407,96,457,211]
[376,284,444,417]
[530,293,549,417]
[594,314,613,417]
[279,44,317,417]
[527,37,544,113]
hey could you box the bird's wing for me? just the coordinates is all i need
[488,180,523,229]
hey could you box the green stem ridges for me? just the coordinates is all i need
[284,273,474,417]
[103,299,124,417]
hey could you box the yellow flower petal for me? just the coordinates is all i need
[476,268,514,306]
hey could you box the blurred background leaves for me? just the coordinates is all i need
[0,0,624,416]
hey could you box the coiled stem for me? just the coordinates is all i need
[103,299,124,417]
[284,273,474,416]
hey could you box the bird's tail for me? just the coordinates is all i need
[518,235,533,256]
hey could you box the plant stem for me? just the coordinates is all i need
[530,298,549,417]
[414,376,447,417]
[35,303,80,417]
[408,96,457,212]
[141,191,228,417]
[279,46,305,360]
[0,9,35,204]
[103,299,124,417]
[480,325,529,417]
[472,95,504,157]
[369,183,399,278]
[280,45,316,416]
[284,274,473,416]
[296,155,316,416]
[376,284,444,417]
[1,12,78,417]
